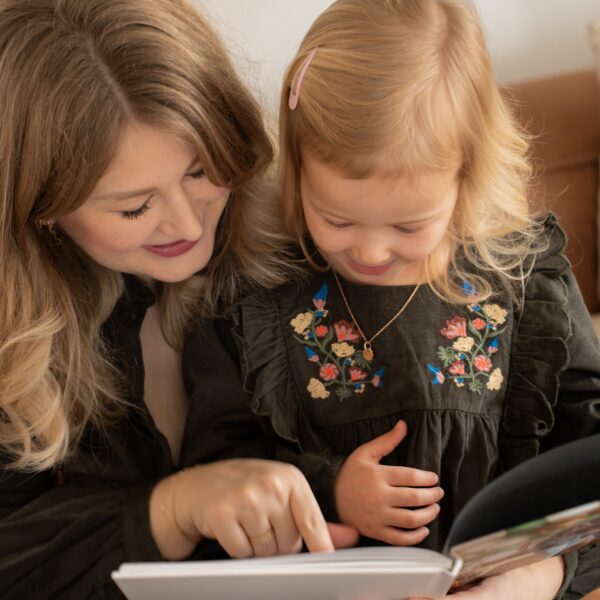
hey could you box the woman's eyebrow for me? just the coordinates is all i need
[92,157,200,202]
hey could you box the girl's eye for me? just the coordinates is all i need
[186,168,205,179]
[395,226,419,234]
[121,197,153,220]
[327,220,353,229]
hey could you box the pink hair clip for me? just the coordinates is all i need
[288,47,319,110]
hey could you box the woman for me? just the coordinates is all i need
[0,1,353,597]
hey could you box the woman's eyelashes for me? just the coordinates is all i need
[121,197,153,220]
[119,168,206,219]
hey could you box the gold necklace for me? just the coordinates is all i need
[333,270,421,362]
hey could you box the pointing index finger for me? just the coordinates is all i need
[289,478,334,553]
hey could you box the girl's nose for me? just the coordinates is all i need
[351,239,393,266]
[160,187,203,240]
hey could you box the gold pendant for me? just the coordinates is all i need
[363,342,374,361]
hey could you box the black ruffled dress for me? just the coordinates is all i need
[225,215,600,596]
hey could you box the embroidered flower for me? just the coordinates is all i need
[315,325,329,338]
[313,283,328,310]
[440,316,467,339]
[332,342,355,358]
[372,369,384,388]
[472,318,486,331]
[462,281,477,296]
[448,360,465,376]
[333,320,361,342]
[307,377,330,399]
[292,283,384,402]
[473,355,492,372]
[319,363,339,381]
[426,283,506,395]
[304,347,319,363]
[487,368,504,390]
[483,303,507,325]
[291,312,313,334]
[348,365,368,381]
[427,364,446,385]
[452,336,475,353]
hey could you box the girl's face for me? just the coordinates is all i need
[300,152,460,285]
[57,122,230,283]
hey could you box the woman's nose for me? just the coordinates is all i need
[160,187,203,240]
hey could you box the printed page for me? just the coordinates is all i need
[450,501,600,588]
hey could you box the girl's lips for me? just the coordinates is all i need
[347,256,395,276]
[144,239,198,257]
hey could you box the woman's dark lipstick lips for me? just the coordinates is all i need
[144,239,198,257]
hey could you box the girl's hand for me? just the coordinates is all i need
[439,556,565,599]
[334,420,444,545]
[150,459,357,560]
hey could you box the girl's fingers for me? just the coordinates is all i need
[327,522,360,548]
[377,525,431,547]
[385,503,441,529]
[382,465,439,488]
[386,485,445,508]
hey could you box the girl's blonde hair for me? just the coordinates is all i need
[0,0,290,471]
[279,0,542,302]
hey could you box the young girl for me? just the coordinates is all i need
[204,0,600,597]
[0,1,355,597]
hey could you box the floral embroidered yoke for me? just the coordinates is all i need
[427,296,507,394]
[226,216,600,561]
[291,284,383,401]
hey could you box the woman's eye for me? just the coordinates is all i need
[121,198,152,220]
[186,168,205,179]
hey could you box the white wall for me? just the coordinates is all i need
[194,0,600,116]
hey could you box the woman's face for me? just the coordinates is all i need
[57,122,230,283]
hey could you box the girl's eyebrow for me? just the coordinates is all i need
[91,157,200,202]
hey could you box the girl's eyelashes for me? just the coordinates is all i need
[121,197,153,220]
[394,226,419,234]
[187,168,205,179]
[326,219,353,229]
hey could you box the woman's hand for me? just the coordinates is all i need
[150,458,357,560]
[440,556,565,599]
[335,420,444,545]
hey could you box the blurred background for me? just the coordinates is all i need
[194,0,600,116]
[192,0,600,320]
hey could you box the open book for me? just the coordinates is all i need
[113,434,600,600]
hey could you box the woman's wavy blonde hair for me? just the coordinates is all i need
[279,0,543,302]
[0,0,291,471]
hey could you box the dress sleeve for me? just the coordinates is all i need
[0,463,162,599]
[499,214,600,598]
[228,291,345,521]
[181,318,273,464]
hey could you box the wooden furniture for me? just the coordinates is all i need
[506,69,600,313]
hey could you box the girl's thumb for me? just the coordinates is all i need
[359,420,408,462]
